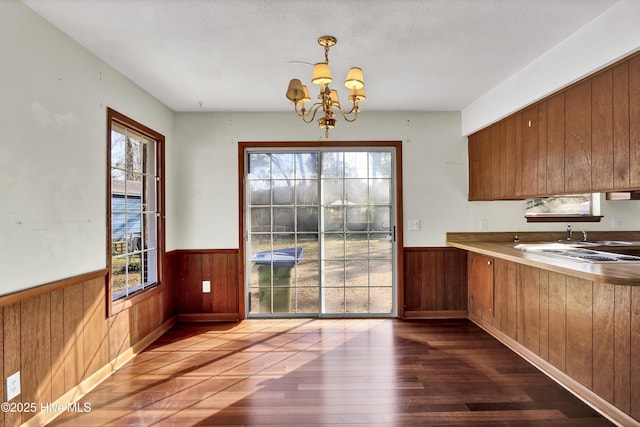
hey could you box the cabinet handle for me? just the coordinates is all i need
[487,260,492,265]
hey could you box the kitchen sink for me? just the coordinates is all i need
[515,243,640,263]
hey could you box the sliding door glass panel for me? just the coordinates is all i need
[246,149,395,317]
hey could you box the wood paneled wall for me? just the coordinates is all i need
[169,249,240,321]
[471,260,640,423]
[0,270,174,426]
[403,247,468,318]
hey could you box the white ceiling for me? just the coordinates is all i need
[22,0,620,113]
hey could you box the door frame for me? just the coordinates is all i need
[237,141,404,319]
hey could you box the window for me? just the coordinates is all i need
[108,109,164,310]
[525,193,602,222]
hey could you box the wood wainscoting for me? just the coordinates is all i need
[169,249,241,321]
[403,247,468,318]
[0,269,175,427]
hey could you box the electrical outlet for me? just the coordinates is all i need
[479,218,488,231]
[612,218,624,229]
[408,219,420,231]
[202,280,211,293]
[6,371,20,401]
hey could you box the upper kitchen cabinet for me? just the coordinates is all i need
[630,55,640,189]
[468,126,495,200]
[546,92,565,195]
[591,69,614,191]
[521,105,539,197]
[613,60,630,189]
[467,51,640,201]
[564,79,592,194]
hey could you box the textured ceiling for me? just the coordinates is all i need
[22,0,620,112]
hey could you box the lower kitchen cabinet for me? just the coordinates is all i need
[467,255,640,424]
[468,253,494,321]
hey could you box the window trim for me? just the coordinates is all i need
[106,108,165,317]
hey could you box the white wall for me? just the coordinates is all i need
[173,111,468,249]
[0,0,175,295]
[467,199,640,234]
[175,110,640,252]
[462,0,640,135]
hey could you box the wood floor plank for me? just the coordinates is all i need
[49,319,614,426]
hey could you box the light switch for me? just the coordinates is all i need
[202,280,211,293]
[408,219,421,231]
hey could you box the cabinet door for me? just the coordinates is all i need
[547,92,565,194]
[630,55,640,188]
[522,105,539,197]
[565,80,592,193]
[468,253,494,320]
[613,60,630,189]
[592,69,614,191]
[491,123,501,199]
[468,127,493,200]
[504,115,517,197]
[537,100,548,195]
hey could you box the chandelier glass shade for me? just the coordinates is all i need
[286,35,365,138]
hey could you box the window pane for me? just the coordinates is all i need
[250,180,271,205]
[126,136,143,172]
[322,152,343,177]
[345,179,368,204]
[271,153,294,179]
[525,194,591,216]
[369,152,391,178]
[250,207,271,232]
[370,179,391,204]
[323,207,343,232]
[249,153,271,179]
[296,180,318,205]
[111,131,126,168]
[295,153,318,179]
[344,152,368,178]
[297,207,318,232]
[322,179,343,205]
[272,180,294,205]
[273,207,294,232]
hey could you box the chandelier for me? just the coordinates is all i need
[286,35,366,138]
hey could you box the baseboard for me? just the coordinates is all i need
[177,313,241,322]
[23,316,177,427]
[468,314,639,427]
[403,310,468,319]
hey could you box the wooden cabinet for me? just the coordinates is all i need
[403,247,468,317]
[546,92,565,194]
[466,252,640,424]
[468,252,494,320]
[630,55,640,188]
[613,60,630,188]
[468,51,640,200]
[468,127,495,200]
[564,79,592,193]
[591,68,614,191]
[521,105,539,196]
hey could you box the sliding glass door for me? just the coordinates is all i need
[245,148,396,317]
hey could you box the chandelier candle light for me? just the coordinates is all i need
[286,35,366,138]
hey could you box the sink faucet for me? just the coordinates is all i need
[566,225,572,241]
[582,230,588,242]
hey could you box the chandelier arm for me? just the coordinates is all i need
[300,103,324,124]
[334,102,360,122]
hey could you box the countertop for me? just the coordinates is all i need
[446,231,640,285]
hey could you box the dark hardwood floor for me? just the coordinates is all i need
[49,319,613,426]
